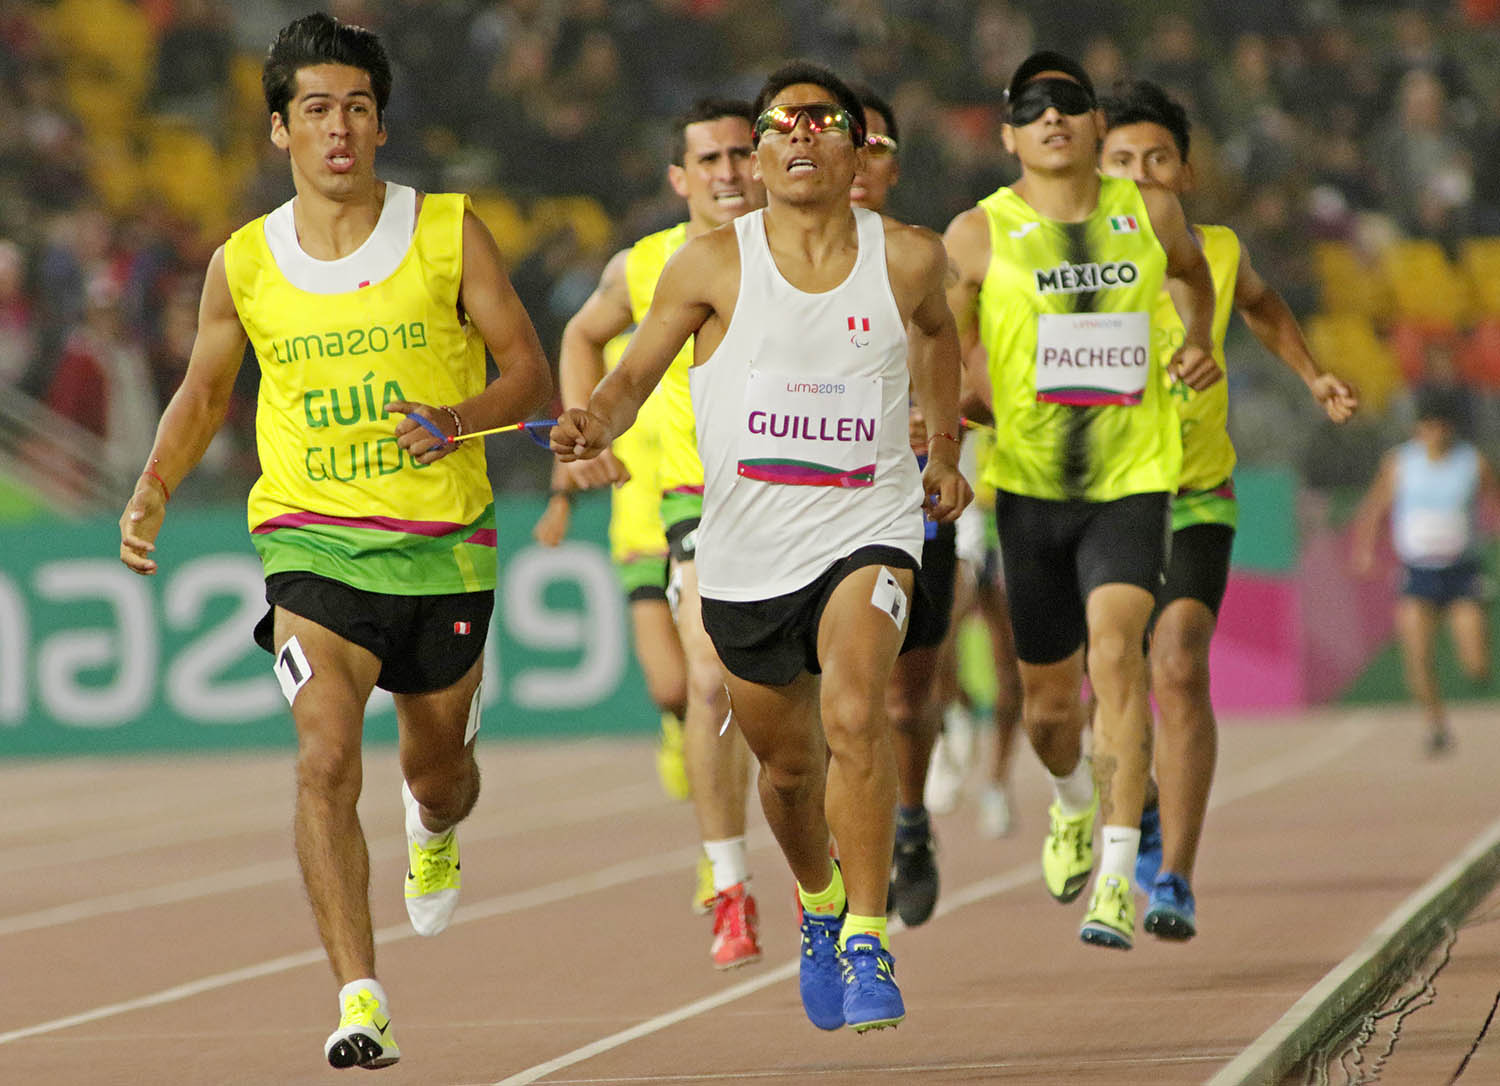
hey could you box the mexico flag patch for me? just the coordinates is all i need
[1109,215,1139,233]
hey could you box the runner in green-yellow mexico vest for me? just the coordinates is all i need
[976,173,1179,502]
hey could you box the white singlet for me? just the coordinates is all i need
[262,182,417,294]
[691,206,923,601]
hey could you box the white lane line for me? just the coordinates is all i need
[490,717,1377,1085]
[0,781,666,938]
[0,717,1373,1056]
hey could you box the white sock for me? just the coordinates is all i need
[1097,825,1141,884]
[339,977,387,1007]
[703,836,749,893]
[405,796,447,847]
[1051,755,1094,815]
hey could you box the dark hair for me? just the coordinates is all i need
[670,97,756,165]
[850,82,899,146]
[751,61,866,147]
[1415,383,1466,427]
[1100,80,1191,160]
[263,12,392,124]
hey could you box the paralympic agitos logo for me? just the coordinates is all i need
[1034,261,1140,294]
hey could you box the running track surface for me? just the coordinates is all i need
[1,702,1495,1086]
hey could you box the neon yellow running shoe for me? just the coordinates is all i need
[1041,793,1096,903]
[402,782,460,936]
[1079,874,1135,950]
[691,849,715,915]
[324,982,400,1069]
[656,712,691,801]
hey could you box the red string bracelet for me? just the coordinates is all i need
[142,467,171,502]
[929,432,959,447]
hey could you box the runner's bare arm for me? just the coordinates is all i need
[119,246,247,575]
[1350,451,1398,576]
[558,247,634,487]
[1233,245,1358,424]
[899,228,973,524]
[392,210,552,462]
[1142,184,1220,390]
[942,207,993,413]
[553,235,718,461]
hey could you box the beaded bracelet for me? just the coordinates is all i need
[929,431,959,447]
[439,404,465,439]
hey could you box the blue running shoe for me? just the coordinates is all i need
[1135,802,1162,892]
[799,910,845,1030]
[1144,872,1197,940]
[840,934,905,1032]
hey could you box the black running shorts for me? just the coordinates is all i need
[700,545,939,686]
[909,522,957,650]
[254,571,493,694]
[1157,523,1236,617]
[994,490,1171,665]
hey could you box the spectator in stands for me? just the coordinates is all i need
[45,272,157,482]
[0,239,34,388]
[149,0,234,140]
[1372,68,1475,242]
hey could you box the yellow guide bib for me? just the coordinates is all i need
[625,224,702,496]
[224,192,496,594]
[1154,224,1240,493]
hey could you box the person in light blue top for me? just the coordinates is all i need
[1353,385,1499,754]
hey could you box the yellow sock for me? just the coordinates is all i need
[840,913,889,951]
[797,862,846,917]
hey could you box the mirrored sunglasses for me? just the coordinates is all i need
[1007,78,1095,127]
[754,102,854,143]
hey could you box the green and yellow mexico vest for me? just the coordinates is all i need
[976,175,1179,501]
[1154,223,1240,499]
[224,192,496,595]
[625,223,702,498]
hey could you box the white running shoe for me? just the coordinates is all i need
[325,980,400,1069]
[977,783,1015,838]
[402,781,460,936]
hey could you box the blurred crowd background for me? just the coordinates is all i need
[2,0,1500,511]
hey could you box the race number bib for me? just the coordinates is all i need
[1397,509,1471,565]
[737,368,881,487]
[1036,311,1150,406]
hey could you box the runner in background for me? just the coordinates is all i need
[554,97,766,969]
[533,333,690,804]
[1353,384,1493,756]
[1100,79,1358,938]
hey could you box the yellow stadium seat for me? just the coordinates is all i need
[470,191,535,263]
[1377,239,1470,331]
[531,196,615,256]
[1313,241,1388,320]
[87,138,143,213]
[1305,313,1402,414]
[142,120,230,237]
[1460,237,1500,319]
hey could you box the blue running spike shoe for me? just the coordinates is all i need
[1135,802,1162,892]
[1144,872,1197,940]
[840,934,905,1032]
[799,909,845,1030]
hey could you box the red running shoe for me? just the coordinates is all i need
[710,882,762,970]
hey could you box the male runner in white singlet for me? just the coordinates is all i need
[553,61,970,1034]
